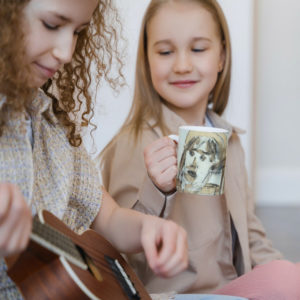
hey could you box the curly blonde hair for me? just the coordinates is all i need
[0,0,124,147]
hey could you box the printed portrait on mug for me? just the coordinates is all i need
[177,129,228,196]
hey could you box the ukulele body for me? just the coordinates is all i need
[6,210,151,300]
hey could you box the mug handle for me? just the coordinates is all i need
[168,134,179,143]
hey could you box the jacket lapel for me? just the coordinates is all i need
[210,112,251,271]
[147,105,251,271]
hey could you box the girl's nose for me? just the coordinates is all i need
[173,53,193,74]
[52,33,77,64]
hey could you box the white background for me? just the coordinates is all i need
[254,0,300,205]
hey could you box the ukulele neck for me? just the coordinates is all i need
[31,214,88,270]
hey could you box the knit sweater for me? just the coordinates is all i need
[0,90,102,299]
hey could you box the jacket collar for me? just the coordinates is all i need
[206,110,245,138]
[147,103,245,139]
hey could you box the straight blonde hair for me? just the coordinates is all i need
[100,0,231,162]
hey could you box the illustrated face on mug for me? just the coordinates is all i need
[176,129,227,196]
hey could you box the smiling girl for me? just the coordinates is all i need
[100,0,300,298]
[0,0,188,298]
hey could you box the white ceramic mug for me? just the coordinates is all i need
[170,126,228,196]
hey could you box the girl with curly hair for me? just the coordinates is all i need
[0,0,189,298]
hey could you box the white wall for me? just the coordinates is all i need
[255,0,300,205]
[85,0,255,184]
[84,0,149,155]
[220,0,254,180]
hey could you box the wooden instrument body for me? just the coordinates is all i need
[6,211,151,300]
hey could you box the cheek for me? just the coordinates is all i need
[149,55,169,80]
[24,37,36,61]
[149,60,166,94]
[149,61,161,82]
[24,26,44,62]
[23,33,34,63]
[198,49,222,74]
[199,58,219,76]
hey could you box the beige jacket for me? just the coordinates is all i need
[101,105,282,294]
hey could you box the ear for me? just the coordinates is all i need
[218,41,226,72]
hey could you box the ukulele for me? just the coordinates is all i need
[5,210,152,300]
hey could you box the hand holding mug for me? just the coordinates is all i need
[144,137,178,193]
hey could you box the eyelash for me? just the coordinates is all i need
[43,21,58,30]
[192,48,205,52]
[42,21,81,35]
[158,48,206,56]
[159,51,172,56]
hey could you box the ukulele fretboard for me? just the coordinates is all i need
[31,215,87,270]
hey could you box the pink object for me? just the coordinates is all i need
[215,260,300,300]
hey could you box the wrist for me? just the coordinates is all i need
[161,187,176,196]
[150,178,176,195]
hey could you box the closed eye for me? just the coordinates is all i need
[42,21,82,36]
[42,21,59,31]
[159,51,172,56]
[192,48,205,53]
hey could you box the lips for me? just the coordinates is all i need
[170,80,198,88]
[34,62,57,79]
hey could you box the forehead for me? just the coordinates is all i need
[147,1,220,44]
[25,0,98,22]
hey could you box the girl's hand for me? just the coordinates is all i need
[0,183,32,257]
[93,188,187,277]
[144,136,177,193]
[141,215,188,278]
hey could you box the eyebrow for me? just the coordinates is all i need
[153,37,212,47]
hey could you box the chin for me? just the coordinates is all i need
[30,68,49,88]
[31,78,48,88]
